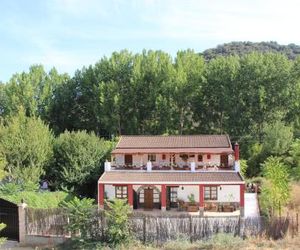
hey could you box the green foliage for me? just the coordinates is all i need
[262,121,293,156]
[60,197,96,240]
[187,193,196,204]
[260,156,290,217]
[52,130,112,193]
[0,153,7,180]
[0,223,6,246]
[0,190,70,208]
[239,159,248,178]
[202,41,300,60]
[285,139,300,180]
[105,199,132,246]
[0,182,21,195]
[0,109,53,183]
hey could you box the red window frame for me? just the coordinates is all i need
[207,154,211,160]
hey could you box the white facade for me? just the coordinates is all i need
[113,153,230,167]
[177,185,199,202]
[104,184,240,203]
[217,185,240,202]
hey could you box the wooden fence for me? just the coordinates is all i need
[25,208,299,243]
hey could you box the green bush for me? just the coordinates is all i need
[105,199,132,246]
[0,182,21,195]
[0,223,6,246]
[0,190,71,208]
[60,197,96,240]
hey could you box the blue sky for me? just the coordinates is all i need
[1,0,300,82]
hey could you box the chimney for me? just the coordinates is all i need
[234,142,239,161]
[147,161,152,172]
[190,162,196,172]
[104,160,111,171]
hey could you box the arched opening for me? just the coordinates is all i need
[136,185,160,210]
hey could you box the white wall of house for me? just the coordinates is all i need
[104,184,240,203]
[113,153,225,166]
[177,185,199,202]
[217,185,240,202]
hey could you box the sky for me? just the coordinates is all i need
[1,0,300,82]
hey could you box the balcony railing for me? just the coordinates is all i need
[110,164,234,171]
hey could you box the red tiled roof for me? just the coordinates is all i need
[112,148,233,154]
[99,171,244,184]
[116,135,231,148]
[112,135,233,154]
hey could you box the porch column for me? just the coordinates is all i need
[128,184,134,209]
[240,184,245,217]
[199,184,204,216]
[161,184,167,211]
[98,183,105,210]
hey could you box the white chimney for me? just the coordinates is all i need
[147,161,152,172]
[234,161,240,172]
[105,160,111,171]
[190,162,196,172]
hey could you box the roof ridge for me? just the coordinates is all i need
[120,134,229,137]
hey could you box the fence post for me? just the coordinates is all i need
[143,216,146,244]
[189,215,193,242]
[18,202,27,245]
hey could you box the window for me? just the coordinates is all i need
[115,186,128,199]
[207,154,211,160]
[204,186,218,200]
[198,154,203,162]
[148,154,156,162]
[162,154,166,160]
[170,187,178,203]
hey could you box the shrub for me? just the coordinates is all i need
[0,223,6,246]
[105,199,132,246]
[60,197,96,240]
[0,190,71,208]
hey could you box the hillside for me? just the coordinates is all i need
[202,41,300,60]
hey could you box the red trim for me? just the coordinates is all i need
[234,143,239,161]
[199,184,204,207]
[127,184,133,206]
[100,183,244,186]
[98,183,104,206]
[240,184,245,207]
[161,184,167,208]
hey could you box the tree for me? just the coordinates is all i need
[105,199,132,246]
[260,156,290,217]
[285,139,300,180]
[262,120,293,156]
[52,130,112,193]
[0,109,53,183]
[4,65,69,120]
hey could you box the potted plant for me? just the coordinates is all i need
[187,194,198,212]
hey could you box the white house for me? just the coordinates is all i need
[98,135,245,216]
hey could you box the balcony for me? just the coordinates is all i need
[108,163,235,172]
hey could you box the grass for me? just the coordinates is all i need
[286,182,300,216]
[52,234,300,250]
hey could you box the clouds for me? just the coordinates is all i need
[1,0,300,82]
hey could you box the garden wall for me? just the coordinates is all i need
[20,207,299,246]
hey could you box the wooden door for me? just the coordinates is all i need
[220,154,228,168]
[124,154,133,165]
[144,188,153,210]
